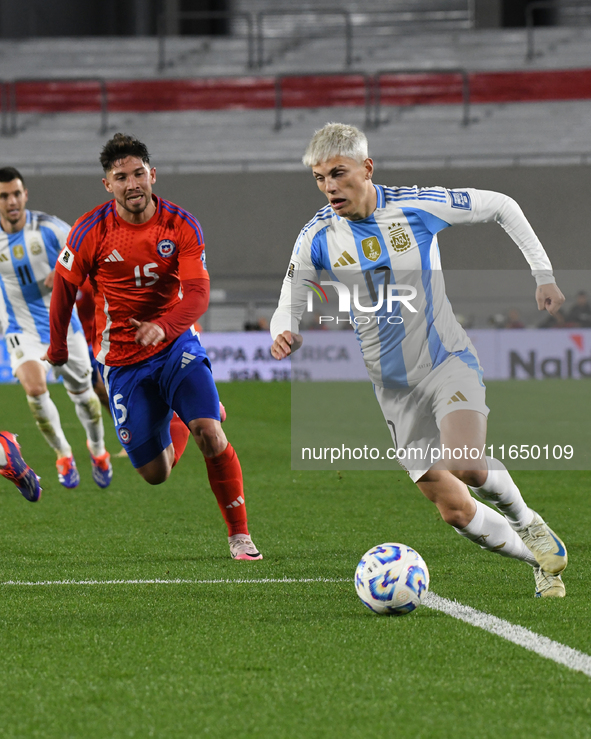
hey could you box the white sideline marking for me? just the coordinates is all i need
[2,577,589,678]
[424,592,591,678]
[0,577,348,586]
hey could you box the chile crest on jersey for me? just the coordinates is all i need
[157,239,177,258]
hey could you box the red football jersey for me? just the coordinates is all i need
[55,195,208,366]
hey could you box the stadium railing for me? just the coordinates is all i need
[526,0,591,61]
[4,67,591,138]
[371,68,471,128]
[256,3,475,69]
[157,10,256,71]
[0,71,471,137]
[5,78,108,137]
[257,9,353,69]
[273,72,373,130]
[154,3,475,73]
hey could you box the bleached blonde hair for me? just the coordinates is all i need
[302,122,369,167]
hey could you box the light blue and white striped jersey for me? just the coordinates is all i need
[0,209,83,343]
[271,185,555,389]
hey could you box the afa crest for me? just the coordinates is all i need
[30,241,43,255]
[12,244,24,260]
[361,236,381,262]
[389,223,412,253]
[157,239,176,258]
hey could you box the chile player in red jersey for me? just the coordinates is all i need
[44,133,262,560]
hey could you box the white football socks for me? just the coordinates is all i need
[455,499,537,565]
[469,457,534,530]
[27,391,72,458]
[67,388,106,457]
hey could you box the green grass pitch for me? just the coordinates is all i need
[0,381,589,738]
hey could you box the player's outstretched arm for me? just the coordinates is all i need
[271,331,303,360]
[536,282,565,315]
[130,278,210,347]
[42,272,78,366]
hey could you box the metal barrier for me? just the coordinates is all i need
[370,68,471,128]
[0,70,473,138]
[526,0,591,60]
[274,68,471,132]
[155,4,474,73]
[257,3,474,69]
[258,9,353,69]
[157,10,256,71]
[526,0,558,60]
[273,72,373,131]
[4,78,108,137]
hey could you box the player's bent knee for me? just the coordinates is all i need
[440,507,473,529]
[452,469,488,488]
[25,385,48,398]
[189,418,227,457]
[137,453,173,485]
[138,467,171,485]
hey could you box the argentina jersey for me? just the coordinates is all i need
[273,184,554,389]
[0,210,83,343]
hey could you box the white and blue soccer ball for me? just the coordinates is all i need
[355,543,430,616]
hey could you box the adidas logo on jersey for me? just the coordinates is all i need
[333,250,357,268]
[104,250,124,263]
[447,390,468,405]
[181,352,196,368]
[225,495,244,509]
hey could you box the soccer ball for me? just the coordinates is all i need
[355,543,430,616]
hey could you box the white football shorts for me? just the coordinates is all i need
[375,353,489,482]
[5,328,92,393]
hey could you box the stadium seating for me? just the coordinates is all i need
[2,10,591,174]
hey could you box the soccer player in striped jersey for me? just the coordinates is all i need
[0,168,111,490]
[271,123,567,597]
[45,133,262,561]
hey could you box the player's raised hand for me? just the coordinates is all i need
[129,318,166,346]
[536,283,565,315]
[271,331,303,360]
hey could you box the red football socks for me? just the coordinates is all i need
[170,413,190,468]
[204,443,249,537]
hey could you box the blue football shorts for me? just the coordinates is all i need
[100,329,220,468]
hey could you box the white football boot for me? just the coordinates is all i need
[229,534,263,560]
[533,566,565,598]
[515,512,567,574]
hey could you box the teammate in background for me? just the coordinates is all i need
[76,278,110,409]
[45,134,261,560]
[271,123,567,597]
[76,278,131,459]
[0,167,112,489]
[0,431,41,502]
